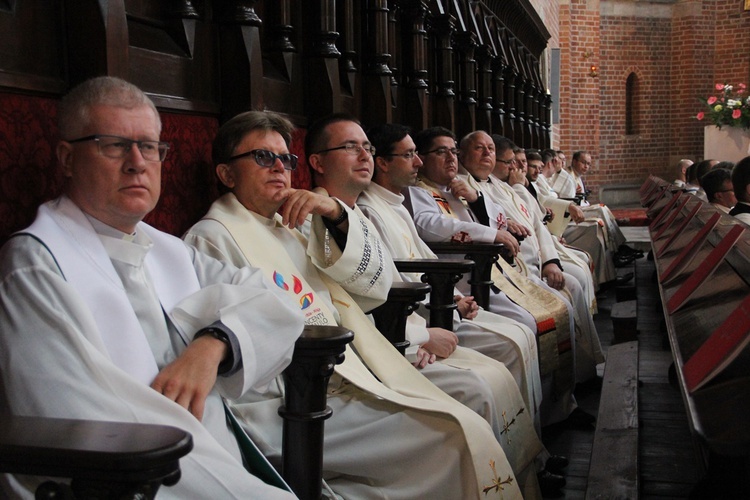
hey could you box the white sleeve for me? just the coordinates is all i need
[179,243,305,397]
[306,203,394,313]
[404,186,497,243]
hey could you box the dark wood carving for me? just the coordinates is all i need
[372,282,431,354]
[0,417,192,500]
[393,258,474,330]
[280,325,354,500]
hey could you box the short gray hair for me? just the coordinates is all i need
[58,76,160,139]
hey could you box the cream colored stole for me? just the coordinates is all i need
[417,180,574,389]
[359,186,544,432]
[417,179,571,376]
[203,195,523,499]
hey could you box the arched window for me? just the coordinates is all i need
[625,73,639,135]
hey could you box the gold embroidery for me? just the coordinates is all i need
[482,459,514,496]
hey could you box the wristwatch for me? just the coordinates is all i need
[327,207,348,226]
[194,327,233,375]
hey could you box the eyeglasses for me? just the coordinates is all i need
[315,143,376,156]
[226,149,298,170]
[423,147,459,157]
[496,158,517,166]
[381,150,418,159]
[67,134,170,162]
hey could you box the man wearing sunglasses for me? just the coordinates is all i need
[0,77,304,498]
[184,111,526,499]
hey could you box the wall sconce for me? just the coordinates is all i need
[582,51,598,78]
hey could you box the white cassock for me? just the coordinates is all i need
[511,182,598,312]
[404,182,540,334]
[550,168,577,199]
[405,181,581,424]
[533,174,573,237]
[358,182,543,429]
[570,171,627,251]
[712,203,731,214]
[462,174,605,383]
[537,174,616,285]
[0,196,304,499]
[184,193,539,500]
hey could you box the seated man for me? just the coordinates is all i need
[404,127,581,427]
[361,123,543,425]
[359,123,572,491]
[701,167,736,214]
[549,149,577,199]
[673,159,693,189]
[685,160,716,202]
[183,111,539,499]
[567,151,640,266]
[0,77,304,499]
[729,156,750,224]
[459,134,603,385]
[536,149,616,286]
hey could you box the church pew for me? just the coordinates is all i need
[371,281,432,355]
[392,258,475,330]
[0,417,192,499]
[644,177,750,495]
[425,242,508,311]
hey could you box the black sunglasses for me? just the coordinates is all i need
[226,149,298,170]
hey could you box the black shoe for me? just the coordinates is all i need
[615,272,634,285]
[545,455,569,475]
[566,407,596,429]
[614,253,637,267]
[618,245,644,258]
[538,469,566,496]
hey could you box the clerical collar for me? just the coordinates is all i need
[470,174,491,184]
[86,214,153,266]
[85,214,137,241]
[366,182,404,205]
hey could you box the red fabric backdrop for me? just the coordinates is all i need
[0,93,63,244]
[0,93,312,243]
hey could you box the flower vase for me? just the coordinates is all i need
[704,125,750,163]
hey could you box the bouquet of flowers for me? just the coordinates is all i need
[697,83,750,129]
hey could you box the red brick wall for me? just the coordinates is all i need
[559,0,601,192]
[551,0,750,202]
[596,15,672,194]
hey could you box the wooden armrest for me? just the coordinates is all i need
[371,281,431,355]
[394,258,473,330]
[280,324,354,500]
[0,416,192,499]
[426,242,505,311]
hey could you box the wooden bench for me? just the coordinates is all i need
[586,340,640,500]
[639,176,750,496]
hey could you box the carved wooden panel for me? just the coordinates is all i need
[0,0,66,94]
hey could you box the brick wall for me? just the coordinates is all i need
[544,0,750,202]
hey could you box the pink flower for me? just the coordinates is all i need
[740,83,747,90]
[707,96,717,105]
[733,109,742,119]
[716,83,725,90]
[696,111,705,120]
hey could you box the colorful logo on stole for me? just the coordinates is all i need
[272,271,314,310]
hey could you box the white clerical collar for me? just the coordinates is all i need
[86,214,153,267]
[367,182,404,205]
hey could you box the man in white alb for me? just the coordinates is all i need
[184,111,540,499]
[0,77,303,499]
